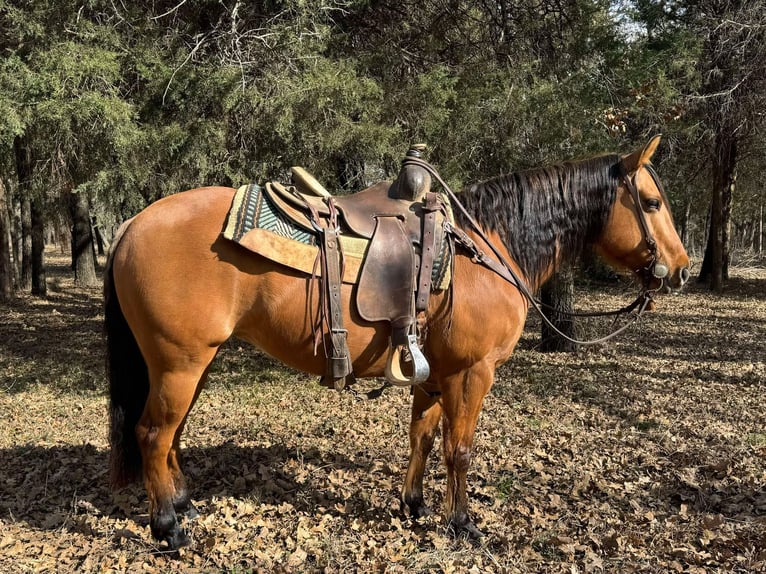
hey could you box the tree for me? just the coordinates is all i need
[540,267,577,352]
[69,190,98,287]
[13,135,43,294]
[29,187,45,295]
[693,0,766,290]
[0,177,13,300]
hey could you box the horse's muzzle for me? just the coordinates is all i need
[665,265,691,291]
[644,262,690,293]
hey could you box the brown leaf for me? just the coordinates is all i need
[702,513,724,530]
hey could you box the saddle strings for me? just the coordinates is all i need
[402,156,656,347]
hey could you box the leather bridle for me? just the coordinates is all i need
[619,162,669,286]
[402,156,669,346]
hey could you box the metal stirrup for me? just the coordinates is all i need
[385,334,430,386]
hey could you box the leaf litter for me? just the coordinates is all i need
[0,255,764,573]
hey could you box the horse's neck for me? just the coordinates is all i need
[528,261,557,292]
[461,159,616,292]
[523,249,577,293]
[498,226,579,293]
[466,227,551,293]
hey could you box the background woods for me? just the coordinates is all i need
[1,3,765,572]
[0,0,765,297]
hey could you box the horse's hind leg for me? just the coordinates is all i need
[402,385,442,519]
[138,350,216,548]
[168,367,211,520]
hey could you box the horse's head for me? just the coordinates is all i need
[596,136,691,292]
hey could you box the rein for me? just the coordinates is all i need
[403,156,660,346]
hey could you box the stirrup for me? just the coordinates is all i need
[385,333,430,386]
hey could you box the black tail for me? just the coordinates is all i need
[105,247,149,489]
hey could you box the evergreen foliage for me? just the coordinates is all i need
[0,0,764,289]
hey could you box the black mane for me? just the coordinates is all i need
[455,154,621,285]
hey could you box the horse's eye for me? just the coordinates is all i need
[644,198,661,211]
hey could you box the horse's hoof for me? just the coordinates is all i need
[411,504,434,519]
[152,511,192,550]
[401,497,433,520]
[164,528,192,550]
[447,520,485,540]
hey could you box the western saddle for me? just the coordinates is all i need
[262,145,451,390]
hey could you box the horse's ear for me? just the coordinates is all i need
[622,135,662,173]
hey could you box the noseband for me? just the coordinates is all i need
[618,163,669,283]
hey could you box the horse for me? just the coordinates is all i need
[105,136,690,548]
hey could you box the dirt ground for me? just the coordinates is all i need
[0,254,764,573]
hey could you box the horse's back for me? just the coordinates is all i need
[121,186,236,247]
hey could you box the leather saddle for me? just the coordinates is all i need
[262,147,450,389]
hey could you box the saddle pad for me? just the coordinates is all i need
[223,183,314,244]
[222,183,452,289]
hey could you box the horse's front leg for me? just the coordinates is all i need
[440,361,494,539]
[402,384,443,518]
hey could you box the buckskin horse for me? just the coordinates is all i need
[105,136,690,548]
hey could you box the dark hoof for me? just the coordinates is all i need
[410,504,434,519]
[447,520,485,541]
[163,527,192,550]
[401,497,434,520]
[151,510,192,550]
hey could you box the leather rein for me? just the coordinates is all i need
[404,156,666,346]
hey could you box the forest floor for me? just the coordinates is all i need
[0,252,764,573]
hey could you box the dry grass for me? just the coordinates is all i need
[0,253,764,573]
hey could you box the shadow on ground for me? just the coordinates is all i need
[0,440,385,535]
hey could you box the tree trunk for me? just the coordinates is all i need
[69,191,98,287]
[5,182,19,289]
[93,216,106,256]
[721,150,734,280]
[31,193,46,296]
[698,132,737,292]
[699,222,713,281]
[679,201,690,247]
[14,136,33,291]
[0,178,13,301]
[19,196,32,290]
[10,191,21,288]
[759,204,763,255]
[540,266,577,352]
